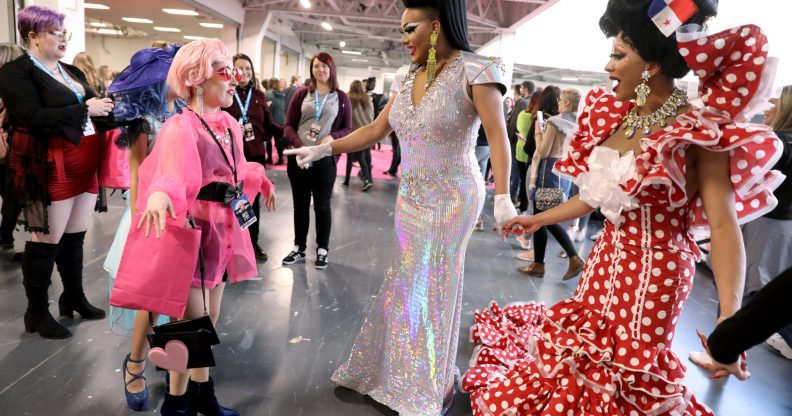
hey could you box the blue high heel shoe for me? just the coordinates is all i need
[123,354,149,411]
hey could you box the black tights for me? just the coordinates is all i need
[533,203,578,263]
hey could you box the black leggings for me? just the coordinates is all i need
[247,156,267,246]
[517,161,529,212]
[287,155,335,251]
[345,149,372,183]
[533,202,578,263]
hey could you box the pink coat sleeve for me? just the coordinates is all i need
[135,113,203,222]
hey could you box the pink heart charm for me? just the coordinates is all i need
[148,340,189,373]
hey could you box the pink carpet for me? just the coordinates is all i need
[267,144,400,180]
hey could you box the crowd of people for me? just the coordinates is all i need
[1,0,791,415]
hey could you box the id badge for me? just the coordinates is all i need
[306,122,321,142]
[242,122,255,142]
[82,119,96,137]
[230,194,257,230]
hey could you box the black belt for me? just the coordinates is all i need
[196,182,238,204]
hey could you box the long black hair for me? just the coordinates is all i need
[402,0,472,52]
[599,0,718,78]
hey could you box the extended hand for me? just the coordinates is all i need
[137,191,176,238]
[503,214,542,237]
[263,194,276,211]
[689,330,750,381]
[494,194,518,238]
[283,143,332,169]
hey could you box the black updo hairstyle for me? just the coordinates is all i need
[402,0,472,52]
[599,0,718,78]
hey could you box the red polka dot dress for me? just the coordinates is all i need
[463,25,783,416]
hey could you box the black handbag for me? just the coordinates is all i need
[534,158,566,211]
[148,218,220,369]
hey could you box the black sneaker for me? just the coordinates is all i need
[253,244,268,262]
[282,249,306,265]
[315,249,328,269]
[361,180,373,192]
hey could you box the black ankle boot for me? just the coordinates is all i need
[188,378,239,416]
[22,241,71,339]
[161,392,191,416]
[56,232,105,320]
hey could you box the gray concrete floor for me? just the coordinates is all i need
[0,170,791,415]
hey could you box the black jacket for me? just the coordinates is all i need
[0,54,112,144]
[765,131,792,220]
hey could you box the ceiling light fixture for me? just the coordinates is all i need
[299,0,312,8]
[183,35,206,41]
[199,23,224,29]
[163,8,200,16]
[89,22,109,28]
[154,27,181,32]
[339,41,346,47]
[352,58,369,63]
[84,3,110,10]
[561,76,580,82]
[341,50,362,55]
[96,28,124,36]
[122,17,153,24]
[321,22,333,31]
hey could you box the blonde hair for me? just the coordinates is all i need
[561,88,581,113]
[0,43,24,67]
[72,52,102,94]
[772,85,792,133]
[166,38,229,101]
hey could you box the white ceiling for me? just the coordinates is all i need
[83,0,229,44]
[246,0,551,70]
[491,0,792,90]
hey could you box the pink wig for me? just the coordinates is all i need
[166,38,229,101]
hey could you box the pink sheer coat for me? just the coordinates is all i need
[133,109,275,289]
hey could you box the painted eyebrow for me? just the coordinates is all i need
[402,22,420,30]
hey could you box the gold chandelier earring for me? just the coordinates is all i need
[634,70,651,107]
[426,30,438,88]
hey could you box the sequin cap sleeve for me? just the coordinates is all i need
[390,64,411,96]
[462,52,507,96]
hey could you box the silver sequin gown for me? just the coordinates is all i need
[331,52,506,415]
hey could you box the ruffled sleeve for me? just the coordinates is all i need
[553,88,631,180]
[462,52,507,96]
[634,24,784,238]
[134,112,203,224]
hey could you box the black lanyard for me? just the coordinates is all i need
[189,108,238,187]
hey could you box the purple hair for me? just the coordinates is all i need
[18,6,65,44]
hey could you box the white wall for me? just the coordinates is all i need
[260,38,276,80]
[1,0,14,44]
[85,35,152,71]
[336,66,399,95]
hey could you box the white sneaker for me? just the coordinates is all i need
[590,229,603,241]
[515,249,534,261]
[516,234,532,250]
[766,333,792,360]
[574,229,587,242]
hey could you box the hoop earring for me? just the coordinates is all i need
[426,30,438,87]
[634,70,651,107]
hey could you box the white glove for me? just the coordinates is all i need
[283,143,333,169]
[494,193,518,233]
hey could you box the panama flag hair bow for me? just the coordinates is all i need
[648,0,699,37]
